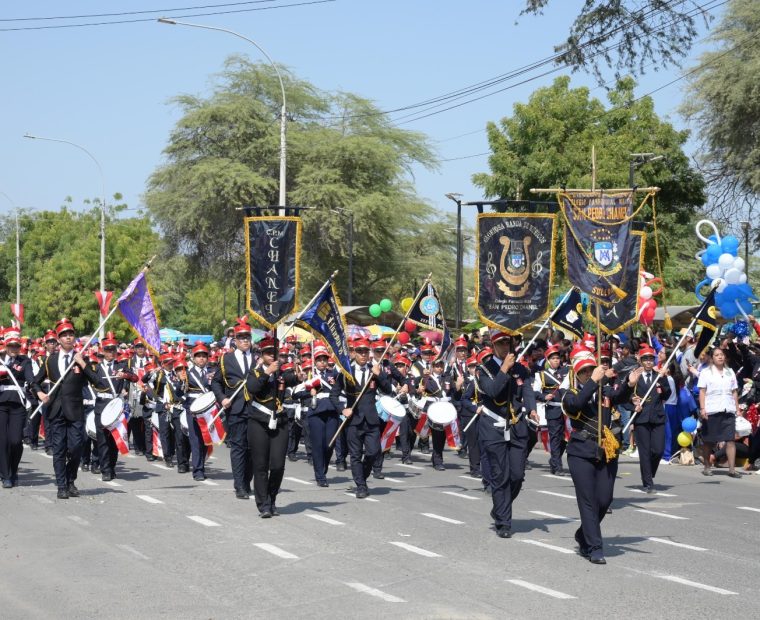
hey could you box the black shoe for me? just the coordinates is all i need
[402,457,412,465]
[68,484,80,498]
[457,449,468,459]
[317,480,329,487]
[260,510,273,519]
[490,509,497,522]
[727,471,742,479]
[146,454,157,462]
[244,485,253,495]
[287,455,297,462]
[470,471,482,478]
[356,488,369,499]
[30,444,39,451]
[2,479,12,489]
[194,475,206,482]
[373,471,385,479]
[434,464,445,471]
[91,465,101,475]
[575,529,590,558]
[102,472,113,482]
[178,465,189,474]
[271,506,280,516]
[553,468,567,476]
[496,526,512,539]
[589,555,607,565]
[235,490,249,500]
[420,448,430,455]
[645,485,656,494]
[307,457,313,465]
[336,462,346,472]
[525,461,533,470]
[81,463,90,472]
[165,459,174,468]
[22,437,31,445]
[57,488,69,500]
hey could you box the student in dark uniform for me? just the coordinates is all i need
[287,359,311,464]
[32,318,99,499]
[390,354,417,465]
[331,339,391,498]
[149,353,178,467]
[533,344,568,475]
[184,342,214,481]
[170,357,190,474]
[24,330,58,452]
[450,337,471,458]
[452,353,481,478]
[423,358,453,471]
[561,351,627,564]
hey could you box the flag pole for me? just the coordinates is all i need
[328,273,433,448]
[30,256,157,420]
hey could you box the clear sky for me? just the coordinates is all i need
[0,0,722,233]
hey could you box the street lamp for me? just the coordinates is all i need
[330,207,354,306]
[445,193,463,329]
[24,133,107,336]
[0,191,20,309]
[158,17,287,212]
[629,153,665,188]
[741,221,750,271]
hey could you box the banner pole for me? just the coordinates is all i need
[516,287,574,364]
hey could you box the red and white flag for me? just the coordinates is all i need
[152,426,164,459]
[380,417,401,452]
[444,418,462,450]
[414,413,430,440]
[10,303,23,325]
[109,411,130,455]
[196,409,226,447]
[95,290,114,318]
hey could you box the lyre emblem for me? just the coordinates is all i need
[497,235,532,297]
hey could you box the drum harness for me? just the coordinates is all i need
[475,362,521,441]
[0,356,30,410]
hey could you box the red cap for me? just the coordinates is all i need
[160,353,174,364]
[454,337,468,349]
[638,344,656,358]
[392,354,411,367]
[372,340,386,350]
[281,362,295,372]
[490,331,511,344]
[466,354,478,366]
[420,344,435,355]
[3,327,21,346]
[313,345,329,359]
[55,318,75,337]
[572,351,597,375]
[353,339,371,351]
[233,316,252,336]
[44,330,57,342]
[258,336,276,351]
[299,359,312,370]
[101,331,118,349]
[173,356,188,371]
[600,343,612,359]
[477,347,494,364]
[544,345,561,361]
[192,341,209,356]
[569,342,592,360]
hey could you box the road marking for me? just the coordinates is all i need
[648,537,707,552]
[117,544,150,560]
[41,453,53,459]
[529,510,579,522]
[629,488,677,497]
[201,479,218,486]
[389,542,442,558]
[520,540,575,554]
[738,506,760,513]
[382,476,405,483]
[152,463,173,471]
[104,480,122,487]
[459,475,480,481]
[635,509,688,520]
[536,490,575,499]
[397,463,423,470]
[421,513,464,525]
[656,575,737,595]
[67,515,90,526]
[253,543,299,559]
[344,492,379,502]
[136,494,164,505]
[187,515,221,527]
[442,491,480,501]
[284,476,312,485]
[507,579,576,600]
[305,513,344,526]
[344,582,405,603]
[541,474,571,481]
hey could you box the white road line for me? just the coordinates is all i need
[738,506,760,513]
[382,476,405,483]
[253,543,299,559]
[344,492,379,502]
[635,509,688,520]
[152,463,173,471]
[284,476,312,485]
[507,579,576,600]
[520,540,575,554]
[421,513,464,525]
[201,479,218,486]
[648,537,707,552]
[656,575,737,595]
[41,453,53,459]
[442,491,480,501]
[187,515,221,527]
[529,510,579,522]
[459,475,479,481]
[389,542,442,558]
[344,582,405,603]
[397,463,423,470]
[629,488,677,497]
[105,480,122,487]
[67,515,90,526]
[541,474,571,481]
[305,513,344,526]
[536,490,575,500]
[136,494,164,505]
[117,544,150,560]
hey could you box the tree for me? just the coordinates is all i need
[145,57,458,312]
[521,1,714,84]
[681,0,760,235]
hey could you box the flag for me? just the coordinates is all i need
[196,409,226,446]
[380,419,401,452]
[550,289,584,339]
[408,282,451,360]
[152,426,164,459]
[95,290,114,318]
[694,289,718,358]
[10,303,23,325]
[110,411,130,455]
[295,279,354,382]
[117,271,161,355]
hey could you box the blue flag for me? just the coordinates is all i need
[295,281,354,383]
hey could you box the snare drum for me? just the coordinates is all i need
[151,411,159,430]
[426,401,457,431]
[86,411,97,440]
[375,396,406,423]
[100,397,125,431]
[408,397,424,419]
[536,402,547,427]
[189,392,219,419]
[180,411,189,436]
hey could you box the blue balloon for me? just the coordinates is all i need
[734,320,750,338]
[719,301,738,319]
[681,417,698,433]
[708,234,718,244]
[721,235,740,255]
[739,299,753,315]
[694,278,711,302]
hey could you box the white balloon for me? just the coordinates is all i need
[733,257,746,272]
[705,264,721,280]
[640,285,653,300]
[740,273,748,284]
[718,253,735,271]
[716,279,728,293]
[724,267,741,284]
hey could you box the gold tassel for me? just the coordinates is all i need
[601,426,620,460]
[664,311,673,332]
[610,283,627,300]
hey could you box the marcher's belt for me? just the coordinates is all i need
[315,392,331,400]
[95,392,117,400]
[250,400,279,416]
[481,405,507,427]
[0,385,20,392]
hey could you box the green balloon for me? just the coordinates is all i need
[379,298,393,313]
[369,304,382,318]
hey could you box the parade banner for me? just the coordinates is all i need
[559,190,654,306]
[587,230,646,335]
[476,213,557,334]
[694,289,718,358]
[10,303,23,326]
[407,281,451,358]
[550,289,584,339]
[245,216,302,330]
[117,271,161,355]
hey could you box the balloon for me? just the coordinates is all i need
[718,301,738,319]
[716,279,728,294]
[369,304,381,318]
[677,432,693,448]
[694,278,711,301]
[721,235,740,255]
[724,268,741,284]
[681,417,698,433]
[640,305,656,326]
[705,264,721,280]
[734,320,749,338]
[733,257,746,273]
[396,331,410,345]
[640,286,653,300]
[740,273,748,284]
[400,297,414,313]
[718,253,735,271]
[704,244,722,264]
[379,298,393,313]
[404,319,417,333]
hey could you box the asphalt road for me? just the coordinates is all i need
[2,442,759,619]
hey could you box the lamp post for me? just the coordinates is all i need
[24,133,107,336]
[0,191,20,308]
[741,220,750,271]
[445,193,463,329]
[330,207,354,305]
[158,17,287,212]
[629,152,665,187]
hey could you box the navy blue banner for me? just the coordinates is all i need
[408,281,451,359]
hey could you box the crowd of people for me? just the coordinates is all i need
[1,313,759,564]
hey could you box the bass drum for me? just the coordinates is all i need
[407,397,425,419]
[86,411,97,440]
[100,398,125,431]
[426,401,457,431]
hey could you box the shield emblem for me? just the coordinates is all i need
[509,251,525,270]
[593,241,614,267]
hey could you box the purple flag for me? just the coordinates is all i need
[117,271,161,354]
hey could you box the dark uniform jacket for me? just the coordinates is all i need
[32,351,99,422]
[212,352,253,417]
[626,370,670,424]
[330,363,391,426]
[245,366,298,424]
[0,354,36,407]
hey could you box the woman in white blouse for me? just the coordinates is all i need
[697,347,741,478]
